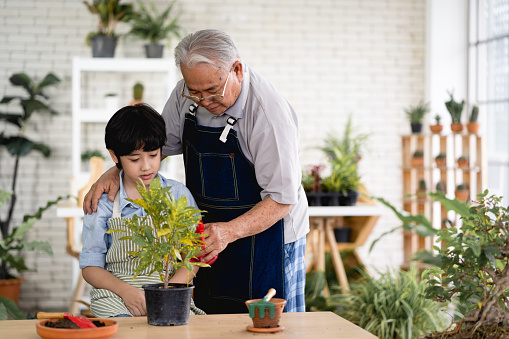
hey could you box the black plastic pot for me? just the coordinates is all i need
[338,190,359,206]
[410,122,423,134]
[90,36,118,58]
[144,43,164,58]
[334,227,351,243]
[143,283,194,326]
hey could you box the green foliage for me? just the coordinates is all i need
[128,0,183,44]
[321,115,369,161]
[445,90,464,123]
[435,181,446,193]
[81,149,105,161]
[404,100,430,123]
[0,295,26,320]
[456,184,468,191]
[434,114,441,124]
[469,104,479,122]
[0,72,61,279]
[422,191,509,318]
[107,178,208,288]
[301,170,314,192]
[413,150,423,158]
[83,0,137,38]
[0,189,69,279]
[418,178,427,191]
[435,153,446,160]
[331,266,449,339]
[321,151,360,194]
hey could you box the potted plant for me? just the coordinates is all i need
[445,90,465,134]
[128,0,183,58]
[417,178,427,196]
[321,151,360,206]
[454,183,469,202]
[411,150,424,167]
[107,178,209,326]
[320,115,369,163]
[0,72,65,303]
[81,149,105,171]
[467,103,480,134]
[129,82,144,105]
[404,100,429,134]
[457,155,469,169]
[83,0,136,58]
[429,114,443,134]
[434,153,446,168]
[435,180,446,193]
[421,191,509,338]
[302,165,324,206]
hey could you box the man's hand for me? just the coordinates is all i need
[83,166,121,214]
[118,284,147,317]
[197,222,234,262]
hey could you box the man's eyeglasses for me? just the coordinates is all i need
[181,64,234,103]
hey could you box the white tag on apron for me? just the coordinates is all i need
[219,117,238,143]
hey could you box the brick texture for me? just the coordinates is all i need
[0,0,426,311]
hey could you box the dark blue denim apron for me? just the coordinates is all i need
[182,109,285,314]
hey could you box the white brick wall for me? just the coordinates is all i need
[0,0,427,311]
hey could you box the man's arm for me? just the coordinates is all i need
[197,197,290,262]
[83,166,121,214]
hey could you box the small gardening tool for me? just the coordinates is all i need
[247,288,276,319]
[189,220,218,265]
[37,312,97,328]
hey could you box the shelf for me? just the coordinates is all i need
[73,57,175,73]
[308,204,384,217]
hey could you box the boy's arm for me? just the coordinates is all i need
[169,264,200,285]
[82,266,147,316]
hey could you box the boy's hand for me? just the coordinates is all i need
[83,166,121,214]
[119,285,147,317]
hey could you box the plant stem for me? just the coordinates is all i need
[164,259,170,289]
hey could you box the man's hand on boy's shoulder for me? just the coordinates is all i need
[83,166,121,214]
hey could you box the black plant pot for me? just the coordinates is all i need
[334,227,351,243]
[90,36,118,58]
[143,283,194,326]
[410,122,423,134]
[305,192,321,206]
[338,190,359,206]
[144,43,164,58]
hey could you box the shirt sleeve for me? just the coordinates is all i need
[162,82,185,157]
[79,195,113,269]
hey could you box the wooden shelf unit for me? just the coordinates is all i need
[401,134,487,268]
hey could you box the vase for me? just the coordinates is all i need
[143,283,194,326]
[90,36,118,58]
[0,277,24,304]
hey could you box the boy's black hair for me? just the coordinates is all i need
[105,103,166,169]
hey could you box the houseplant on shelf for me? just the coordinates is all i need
[129,82,144,105]
[467,103,480,134]
[434,153,446,168]
[429,114,443,134]
[321,151,360,206]
[454,183,469,202]
[83,0,137,58]
[404,100,429,134]
[457,155,469,169]
[302,165,324,206]
[445,90,465,134]
[0,72,68,305]
[107,178,209,326]
[411,150,424,167]
[128,0,183,58]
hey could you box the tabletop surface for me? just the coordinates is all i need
[2,312,377,339]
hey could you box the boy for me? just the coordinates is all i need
[79,104,205,317]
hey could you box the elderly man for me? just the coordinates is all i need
[84,29,309,314]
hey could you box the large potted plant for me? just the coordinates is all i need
[83,0,136,58]
[445,90,465,134]
[404,100,429,134]
[0,72,66,305]
[128,0,183,58]
[107,178,209,326]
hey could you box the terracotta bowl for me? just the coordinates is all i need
[36,318,118,339]
[245,298,286,328]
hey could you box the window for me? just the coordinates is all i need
[469,0,509,205]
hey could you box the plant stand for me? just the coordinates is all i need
[305,197,383,294]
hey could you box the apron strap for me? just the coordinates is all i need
[112,192,121,219]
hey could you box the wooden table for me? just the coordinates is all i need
[1,312,376,338]
[307,204,383,293]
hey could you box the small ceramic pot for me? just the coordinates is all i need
[429,124,443,134]
[450,122,464,134]
[455,189,470,202]
[467,122,480,134]
[245,298,286,328]
[411,157,424,167]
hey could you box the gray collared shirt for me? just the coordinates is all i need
[162,62,309,243]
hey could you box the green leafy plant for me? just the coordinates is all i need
[83,0,136,41]
[107,178,209,288]
[422,191,509,337]
[321,151,360,195]
[469,104,479,123]
[0,72,61,279]
[128,0,183,44]
[456,183,468,191]
[418,178,427,191]
[434,114,441,124]
[435,153,446,160]
[445,90,464,123]
[404,100,430,123]
[81,149,105,161]
[436,181,446,193]
[320,115,369,162]
[413,150,424,158]
[330,265,449,339]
